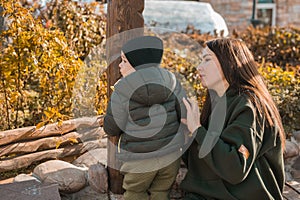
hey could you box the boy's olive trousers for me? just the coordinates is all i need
[122,158,181,200]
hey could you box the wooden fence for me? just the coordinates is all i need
[0,116,105,173]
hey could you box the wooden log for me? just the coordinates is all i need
[0,140,101,173]
[0,116,103,146]
[286,181,300,194]
[0,127,105,158]
[283,184,300,200]
[106,0,144,194]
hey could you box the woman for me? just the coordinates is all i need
[181,38,285,200]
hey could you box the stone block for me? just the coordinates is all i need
[0,180,60,200]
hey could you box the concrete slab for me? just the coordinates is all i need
[0,180,60,200]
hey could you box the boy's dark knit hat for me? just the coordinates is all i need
[121,36,163,69]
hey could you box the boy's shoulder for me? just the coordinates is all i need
[113,66,178,94]
[121,66,175,83]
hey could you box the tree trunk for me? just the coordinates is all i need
[106,0,144,194]
[0,6,4,34]
[0,6,5,49]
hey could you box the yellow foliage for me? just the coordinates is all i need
[68,137,79,144]
[0,0,83,130]
[0,0,299,135]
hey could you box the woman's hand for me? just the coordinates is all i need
[181,97,201,134]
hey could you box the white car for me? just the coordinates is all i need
[143,1,228,36]
[102,0,229,36]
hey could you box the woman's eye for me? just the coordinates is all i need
[201,55,211,62]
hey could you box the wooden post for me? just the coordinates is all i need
[0,6,5,49]
[106,0,144,194]
[0,6,4,33]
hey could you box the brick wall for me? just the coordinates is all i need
[276,0,300,27]
[200,0,300,34]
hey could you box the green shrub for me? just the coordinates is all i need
[233,26,300,67]
[233,27,300,133]
[42,0,106,60]
[259,62,300,133]
[0,0,83,130]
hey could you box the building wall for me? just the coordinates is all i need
[200,0,252,33]
[276,0,300,27]
[200,0,300,34]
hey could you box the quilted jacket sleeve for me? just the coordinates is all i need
[174,78,187,120]
[103,92,127,136]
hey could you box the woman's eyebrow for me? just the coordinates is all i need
[202,54,212,59]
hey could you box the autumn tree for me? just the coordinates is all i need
[0,0,83,130]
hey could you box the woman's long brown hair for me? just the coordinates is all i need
[201,38,285,148]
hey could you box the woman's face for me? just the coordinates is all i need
[197,47,229,94]
[119,52,136,77]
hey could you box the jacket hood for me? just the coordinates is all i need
[114,67,177,105]
[121,36,163,69]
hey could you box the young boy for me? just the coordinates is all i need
[104,36,186,200]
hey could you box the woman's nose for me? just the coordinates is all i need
[196,64,202,71]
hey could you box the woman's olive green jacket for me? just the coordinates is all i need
[181,88,285,200]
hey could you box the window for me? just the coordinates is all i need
[257,0,276,26]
